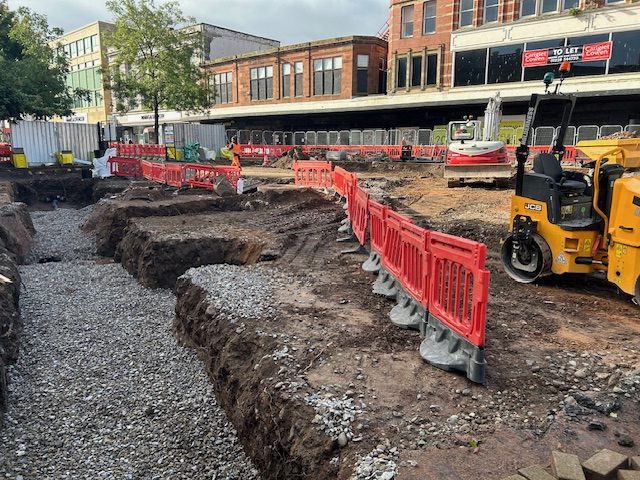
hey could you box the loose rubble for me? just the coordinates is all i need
[305,388,365,443]
[351,443,399,480]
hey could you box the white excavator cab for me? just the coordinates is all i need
[448,120,481,143]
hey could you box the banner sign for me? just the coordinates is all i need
[522,41,612,67]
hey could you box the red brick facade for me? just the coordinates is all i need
[203,36,388,109]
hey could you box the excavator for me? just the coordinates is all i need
[444,93,512,187]
[501,62,640,305]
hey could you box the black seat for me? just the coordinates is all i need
[598,163,625,218]
[533,153,586,195]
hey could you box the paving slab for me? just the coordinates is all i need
[583,449,628,480]
[618,471,640,480]
[553,451,587,480]
[518,465,557,480]
[502,476,528,480]
[630,458,640,470]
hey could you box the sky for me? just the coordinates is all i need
[7,0,390,44]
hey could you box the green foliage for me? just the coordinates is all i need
[104,0,211,142]
[0,1,77,121]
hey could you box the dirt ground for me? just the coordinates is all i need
[85,168,640,479]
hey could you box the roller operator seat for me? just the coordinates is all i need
[532,153,586,195]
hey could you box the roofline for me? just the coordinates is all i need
[189,23,280,45]
[53,20,114,40]
[203,35,388,67]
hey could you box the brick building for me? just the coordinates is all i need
[203,36,388,108]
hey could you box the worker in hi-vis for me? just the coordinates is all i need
[228,136,242,169]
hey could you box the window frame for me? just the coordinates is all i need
[401,5,415,38]
[356,54,369,94]
[249,66,273,101]
[459,0,475,28]
[282,63,291,98]
[294,61,303,97]
[313,56,342,96]
[484,0,499,23]
[396,56,408,89]
[423,0,437,34]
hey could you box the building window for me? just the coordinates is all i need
[563,0,579,9]
[91,34,99,52]
[84,37,91,55]
[250,66,273,101]
[521,0,558,16]
[70,41,77,57]
[488,44,523,83]
[313,57,342,96]
[423,1,436,34]
[282,63,291,98]
[396,57,408,88]
[401,5,414,38]
[606,0,624,3]
[610,30,640,74]
[294,61,303,97]
[459,0,474,27]
[426,53,438,85]
[212,72,233,104]
[454,49,487,86]
[411,55,422,87]
[523,38,564,81]
[378,58,388,94]
[484,0,499,23]
[566,34,608,77]
[541,0,558,13]
[356,54,369,94]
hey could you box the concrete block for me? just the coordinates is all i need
[618,471,640,480]
[552,451,587,480]
[630,457,640,470]
[583,449,628,480]
[502,476,527,480]
[518,465,557,480]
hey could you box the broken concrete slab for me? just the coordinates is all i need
[518,465,557,480]
[630,457,640,470]
[502,476,527,480]
[583,449,628,480]
[618,471,640,480]
[553,451,587,480]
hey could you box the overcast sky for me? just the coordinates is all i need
[7,0,390,44]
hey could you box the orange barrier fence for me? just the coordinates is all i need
[292,161,333,188]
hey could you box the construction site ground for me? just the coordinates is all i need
[1,165,639,479]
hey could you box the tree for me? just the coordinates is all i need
[0,1,77,121]
[104,0,211,144]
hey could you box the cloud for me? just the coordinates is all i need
[7,0,389,45]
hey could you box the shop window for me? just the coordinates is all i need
[423,1,436,34]
[294,61,303,97]
[426,53,438,85]
[488,44,523,83]
[378,58,388,94]
[454,49,486,86]
[411,55,423,87]
[250,66,273,101]
[357,54,369,94]
[459,0,474,27]
[313,57,342,96]
[212,72,233,104]
[484,0,499,23]
[610,30,640,74]
[282,63,291,98]
[396,57,407,88]
[567,34,608,77]
[401,5,414,38]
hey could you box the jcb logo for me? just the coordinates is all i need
[524,203,542,212]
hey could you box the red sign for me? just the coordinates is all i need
[583,41,612,61]
[522,41,613,67]
[522,48,549,67]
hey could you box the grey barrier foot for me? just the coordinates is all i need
[337,233,356,243]
[389,289,424,330]
[362,251,381,273]
[419,315,487,384]
[341,244,367,255]
[337,220,352,234]
[372,269,399,299]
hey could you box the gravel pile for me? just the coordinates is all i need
[27,206,95,262]
[1,210,260,479]
[305,388,365,444]
[182,264,293,322]
[350,442,399,480]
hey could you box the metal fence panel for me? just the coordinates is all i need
[554,126,576,145]
[339,130,351,145]
[350,130,362,145]
[533,126,555,146]
[362,130,375,145]
[576,125,599,143]
[328,131,340,145]
[262,131,274,145]
[374,129,388,145]
[172,123,227,158]
[388,129,401,145]
[599,125,623,138]
[400,128,418,144]
[225,129,237,142]
[317,131,328,145]
[238,130,251,144]
[293,132,306,145]
[283,132,293,145]
[56,122,99,161]
[417,129,432,145]
[11,121,58,165]
[251,130,262,144]
[306,131,317,145]
[625,124,640,135]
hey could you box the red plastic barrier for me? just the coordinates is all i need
[183,163,241,189]
[400,221,430,306]
[427,232,489,348]
[381,210,412,280]
[151,162,166,184]
[368,200,388,255]
[0,142,11,162]
[333,166,349,197]
[116,143,167,158]
[141,160,154,181]
[238,145,292,158]
[211,165,241,188]
[350,186,370,246]
[108,156,142,177]
[292,161,333,188]
[165,163,185,187]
